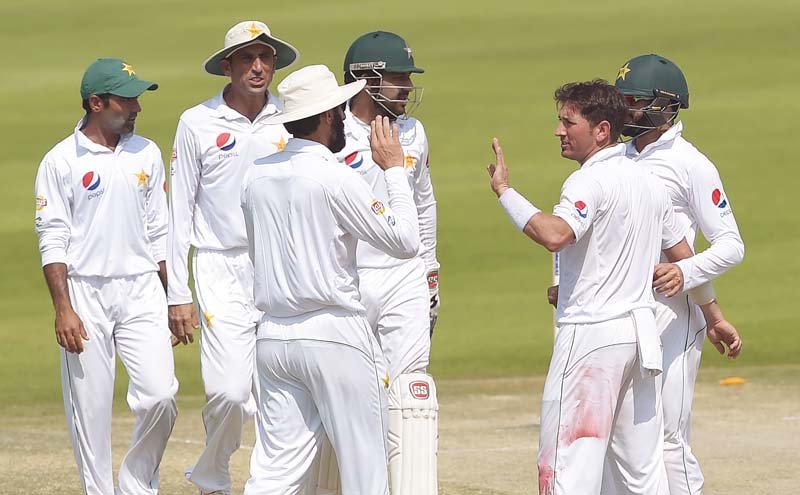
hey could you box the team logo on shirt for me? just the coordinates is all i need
[711,188,728,209]
[216,132,237,151]
[409,381,430,400]
[371,199,385,215]
[344,151,363,169]
[82,171,101,191]
[574,200,588,219]
[35,195,47,211]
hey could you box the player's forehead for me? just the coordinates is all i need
[557,102,584,122]
[230,43,276,59]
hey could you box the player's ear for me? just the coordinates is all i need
[221,58,233,77]
[594,120,611,146]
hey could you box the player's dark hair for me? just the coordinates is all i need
[555,80,628,142]
[284,113,322,137]
[81,93,112,117]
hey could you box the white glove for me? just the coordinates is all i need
[427,270,440,335]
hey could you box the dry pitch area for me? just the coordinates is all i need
[2,365,797,495]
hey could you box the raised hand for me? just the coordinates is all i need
[486,137,510,197]
[370,116,404,170]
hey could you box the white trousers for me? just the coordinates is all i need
[539,316,667,495]
[62,272,178,495]
[658,296,706,495]
[245,311,389,495]
[359,258,430,381]
[189,247,261,492]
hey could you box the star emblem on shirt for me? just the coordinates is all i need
[404,153,415,169]
[273,136,287,152]
[245,22,263,38]
[121,63,136,76]
[382,374,390,389]
[617,63,631,81]
[203,310,215,329]
[134,169,149,187]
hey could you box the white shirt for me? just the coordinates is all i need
[335,110,439,273]
[625,121,745,292]
[241,138,419,330]
[34,123,167,277]
[167,90,290,304]
[553,144,685,324]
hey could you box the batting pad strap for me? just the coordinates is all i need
[499,188,541,231]
[388,373,438,495]
[688,282,716,306]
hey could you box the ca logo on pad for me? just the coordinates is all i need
[409,381,430,399]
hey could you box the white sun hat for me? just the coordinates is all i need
[204,20,299,75]
[264,65,366,124]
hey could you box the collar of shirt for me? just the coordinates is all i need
[344,107,371,140]
[208,86,281,122]
[283,137,339,164]
[581,142,626,169]
[625,120,684,158]
[72,119,131,154]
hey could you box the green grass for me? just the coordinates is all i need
[1,0,798,407]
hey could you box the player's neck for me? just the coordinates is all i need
[81,119,120,150]
[634,127,669,153]
[223,85,268,123]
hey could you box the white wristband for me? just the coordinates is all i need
[688,282,716,306]
[499,188,540,231]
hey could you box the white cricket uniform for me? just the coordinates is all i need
[34,124,178,495]
[334,110,438,381]
[623,121,744,495]
[241,138,420,495]
[536,144,684,495]
[167,89,290,492]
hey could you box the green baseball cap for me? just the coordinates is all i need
[344,31,424,74]
[80,58,158,100]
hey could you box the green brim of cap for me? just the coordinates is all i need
[204,34,299,76]
[109,78,158,98]
[385,65,425,74]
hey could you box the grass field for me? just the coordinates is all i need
[1,0,798,491]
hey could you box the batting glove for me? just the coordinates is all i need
[427,270,440,336]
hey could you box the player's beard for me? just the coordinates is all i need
[330,110,346,153]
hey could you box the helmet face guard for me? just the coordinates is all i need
[348,64,423,120]
[621,93,681,138]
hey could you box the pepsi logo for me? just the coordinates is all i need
[344,151,363,169]
[82,171,101,191]
[574,200,588,218]
[712,188,728,209]
[409,381,430,399]
[216,132,236,151]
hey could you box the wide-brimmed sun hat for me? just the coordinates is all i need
[263,65,366,124]
[204,21,299,76]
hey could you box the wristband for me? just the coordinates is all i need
[499,188,540,231]
[688,282,716,306]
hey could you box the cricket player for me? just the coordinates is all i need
[166,21,298,494]
[487,80,737,495]
[326,31,439,495]
[240,64,420,495]
[34,58,177,494]
[613,54,745,495]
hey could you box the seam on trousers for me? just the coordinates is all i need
[64,349,89,495]
[563,341,638,378]
[362,322,390,473]
[679,295,693,494]
[192,249,209,441]
[552,327,578,494]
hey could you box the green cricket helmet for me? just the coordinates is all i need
[615,54,688,138]
[343,31,424,118]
